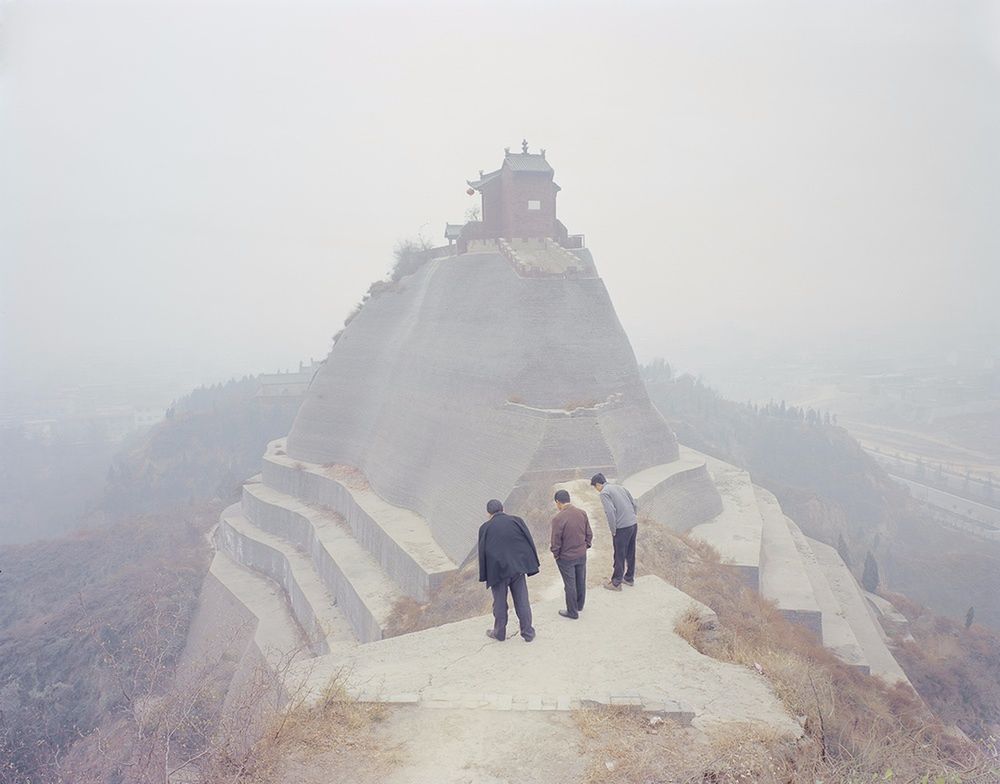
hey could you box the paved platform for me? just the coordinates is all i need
[292,575,801,736]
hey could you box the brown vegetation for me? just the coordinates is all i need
[384,564,489,637]
[0,507,214,782]
[883,590,1000,742]
[630,520,1000,783]
[575,706,801,784]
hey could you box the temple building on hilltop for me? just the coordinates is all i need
[454,142,582,249]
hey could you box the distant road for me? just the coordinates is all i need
[888,474,1000,541]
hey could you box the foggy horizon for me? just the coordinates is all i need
[3,0,1000,404]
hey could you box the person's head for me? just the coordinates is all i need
[590,473,606,491]
[553,489,571,509]
[486,499,504,516]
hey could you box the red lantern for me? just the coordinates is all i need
[466,187,475,196]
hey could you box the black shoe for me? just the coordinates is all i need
[558,609,579,619]
[624,579,635,587]
[486,629,505,641]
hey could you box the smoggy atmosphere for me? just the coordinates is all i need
[3,0,999,405]
[4,3,1000,781]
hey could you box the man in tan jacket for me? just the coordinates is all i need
[549,489,593,619]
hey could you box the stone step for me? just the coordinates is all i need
[236,483,403,643]
[260,439,457,601]
[622,447,724,533]
[687,457,765,591]
[215,505,357,653]
[784,518,869,672]
[807,537,912,686]
[754,487,823,639]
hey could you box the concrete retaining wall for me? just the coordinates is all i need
[232,491,391,643]
[638,463,723,532]
[215,516,333,654]
[257,459,444,600]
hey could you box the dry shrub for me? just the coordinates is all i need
[574,706,800,784]
[384,565,489,637]
[638,521,1000,782]
[673,605,704,648]
[201,674,394,784]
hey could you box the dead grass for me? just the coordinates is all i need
[202,675,397,784]
[384,564,489,637]
[574,706,802,784]
[634,521,1000,782]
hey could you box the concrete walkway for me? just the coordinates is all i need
[292,575,801,736]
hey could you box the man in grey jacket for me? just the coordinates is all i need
[591,473,638,591]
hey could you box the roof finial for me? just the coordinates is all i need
[540,148,546,159]
[504,146,510,156]
[522,139,529,154]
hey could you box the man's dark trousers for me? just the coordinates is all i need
[490,573,534,641]
[611,523,637,586]
[557,557,587,618]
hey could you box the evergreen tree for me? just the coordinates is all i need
[965,606,975,630]
[862,551,880,592]
[837,533,853,568]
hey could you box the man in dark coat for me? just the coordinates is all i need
[478,499,540,642]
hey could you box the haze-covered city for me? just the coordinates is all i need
[2,2,998,782]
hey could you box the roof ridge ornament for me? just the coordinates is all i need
[522,139,529,153]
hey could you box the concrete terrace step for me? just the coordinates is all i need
[237,483,403,643]
[261,439,457,601]
[807,538,912,686]
[216,505,357,654]
[754,487,823,639]
[622,447,724,532]
[688,457,765,591]
[207,549,310,667]
[784,518,868,672]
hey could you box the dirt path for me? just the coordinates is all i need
[376,707,590,784]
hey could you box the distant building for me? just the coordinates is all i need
[257,360,324,400]
[133,407,165,430]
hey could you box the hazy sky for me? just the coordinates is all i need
[2,0,999,404]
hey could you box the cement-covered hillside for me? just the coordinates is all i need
[287,249,678,563]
